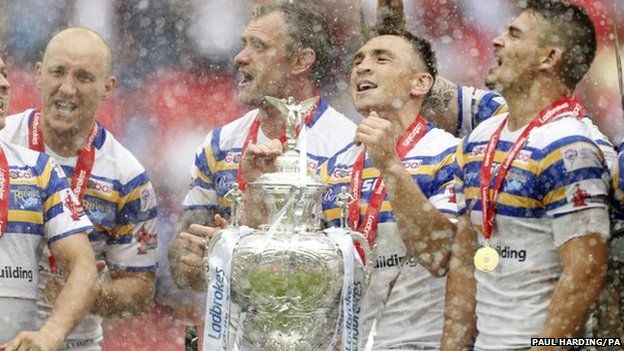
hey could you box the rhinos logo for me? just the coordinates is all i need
[12,187,41,209]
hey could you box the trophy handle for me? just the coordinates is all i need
[349,231,373,289]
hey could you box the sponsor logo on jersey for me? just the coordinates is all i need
[401,159,422,170]
[224,152,242,165]
[331,167,352,179]
[0,265,34,282]
[88,178,114,195]
[9,169,34,179]
[495,245,527,262]
[374,254,418,268]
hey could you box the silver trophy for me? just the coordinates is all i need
[204,96,371,351]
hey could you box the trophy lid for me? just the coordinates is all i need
[250,95,325,193]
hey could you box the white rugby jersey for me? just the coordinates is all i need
[456,113,610,350]
[318,124,458,349]
[457,86,617,170]
[183,98,356,218]
[0,140,92,343]
[0,109,159,346]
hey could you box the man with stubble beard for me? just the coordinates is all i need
[0,54,98,351]
[168,3,356,292]
[442,1,610,349]
[0,28,159,350]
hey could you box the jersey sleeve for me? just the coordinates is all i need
[38,155,93,244]
[182,131,219,210]
[456,86,507,137]
[424,145,459,216]
[108,171,159,271]
[453,136,469,215]
[538,134,609,219]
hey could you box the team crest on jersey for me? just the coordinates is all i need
[135,225,157,255]
[562,146,598,172]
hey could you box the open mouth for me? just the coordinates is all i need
[54,101,77,114]
[0,99,5,115]
[238,71,254,87]
[356,80,378,92]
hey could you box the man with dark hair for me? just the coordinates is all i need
[0,54,98,351]
[318,26,458,350]
[442,1,610,349]
[0,28,159,350]
[168,3,355,291]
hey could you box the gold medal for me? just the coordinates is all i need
[474,245,499,272]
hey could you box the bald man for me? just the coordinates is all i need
[0,53,98,351]
[0,28,159,350]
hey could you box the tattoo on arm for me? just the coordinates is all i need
[423,77,456,120]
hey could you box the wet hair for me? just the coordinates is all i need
[371,26,438,80]
[524,0,596,89]
[251,3,332,85]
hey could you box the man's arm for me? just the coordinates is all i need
[356,113,456,276]
[533,232,608,350]
[441,214,478,351]
[3,233,97,351]
[91,269,155,319]
[422,77,460,136]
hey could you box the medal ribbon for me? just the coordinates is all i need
[29,112,98,273]
[28,112,98,202]
[349,116,428,248]
[236,97,320,191]
[0,144,11,241]
[480,96,585,240]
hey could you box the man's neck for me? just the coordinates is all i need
[41,120,91,157]
[259,82,317,140]
[504,78,571,131]
[379,100,424,140]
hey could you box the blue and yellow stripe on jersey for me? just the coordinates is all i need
[319,124,458,228]
[456,114,609,219]
[4,145,92,239]
[184,98,358,221]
